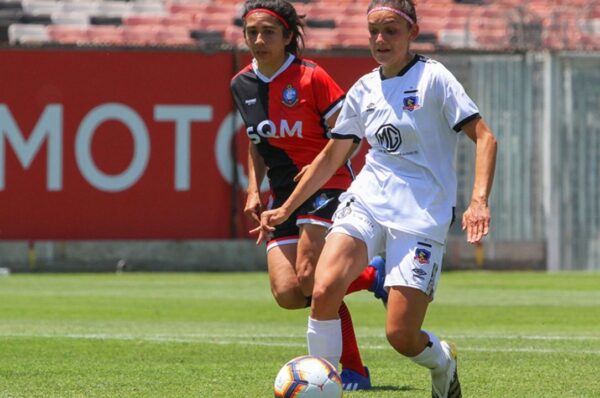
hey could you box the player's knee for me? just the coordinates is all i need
[271,287,305,310]
[311,278,341,307]
[296,270,314,294]
[386,327,422,357]
[311,280,329,303]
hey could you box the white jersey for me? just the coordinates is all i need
[331,55,480,243]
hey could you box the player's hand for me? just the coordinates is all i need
[249,208,290,245]
[293,165,310,182]
[462,199,491,244]
[244,193,263,225]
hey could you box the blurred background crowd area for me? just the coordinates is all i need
[2,0,599,52]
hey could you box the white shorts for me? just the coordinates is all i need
[328,196,443,298]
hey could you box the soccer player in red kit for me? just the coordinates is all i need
[230,0,387,390]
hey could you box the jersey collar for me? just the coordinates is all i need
[379,54,420,81]
[252,53,295,83]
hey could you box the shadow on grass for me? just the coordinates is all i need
[364,384,421,392]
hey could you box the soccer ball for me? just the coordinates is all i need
[273,355,343,397]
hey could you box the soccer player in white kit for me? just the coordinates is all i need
[254,0,498,397]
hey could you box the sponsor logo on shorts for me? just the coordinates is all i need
[412,267,428,281]
[414,248,431,265]
[335,198,354,219]
[425,262,439,297]
[313,193,333,210]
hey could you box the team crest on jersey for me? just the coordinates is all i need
[414,248,431,265]
[403,96,421,111]
[282,84,299,107]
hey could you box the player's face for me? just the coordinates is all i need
[244,12,292,71]
[367,10,419,77]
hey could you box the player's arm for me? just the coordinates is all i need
[293,109,354,182]
[245,143,267,225]
[325,109,341,129]
[254,138,355,241]
[461,117,497,244]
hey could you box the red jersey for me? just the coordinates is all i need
[230,54,354,191]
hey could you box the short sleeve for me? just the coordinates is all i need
[436,65,481,132]
[330,84,363,143]
[311,65,345,121]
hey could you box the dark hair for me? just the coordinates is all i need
[367,0,418,25]
[242,0,305,56]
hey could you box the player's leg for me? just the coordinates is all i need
[300,191,388,305]
[267,242,308,309]
[297,220,370,389]
[306,195,384,370]
[346,254,388,307]
[265,194,311,310]
[295,223,326,297]
[337,301,371,390]
[384,233,461,398]
[307,231,370,368]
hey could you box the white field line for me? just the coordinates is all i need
[1,332,600,355]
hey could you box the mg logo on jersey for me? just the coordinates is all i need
[246,119,303,144]
[375,124,402,153]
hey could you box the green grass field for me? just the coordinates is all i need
[0,271,599,397]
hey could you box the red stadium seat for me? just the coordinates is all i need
[123,25,160,45]
[87,26,125,45]
[224,25,245,48]
[10,0,599,51]
[156,26,195,46]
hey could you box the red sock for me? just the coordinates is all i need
[338,301,367,376]
[346,265,376,295]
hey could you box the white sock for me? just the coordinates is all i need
[409,331,449,373]
[306,317,342,370]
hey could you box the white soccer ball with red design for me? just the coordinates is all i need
[273,355,343,397]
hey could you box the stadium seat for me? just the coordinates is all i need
[123,24,159,45]
[1,0,596,51]
[169,2,207,15]
[334,15,367,30]
[304,27,339,50]
[8,23,48,45]
[162,13,195,28]
[195,13,235,33]
[131,1,166,16]
[21,0,63,15]
[20,13,52,24]
[122,14,164,26]
[337,28,368,49]
[47,24,88,44]
[92,15,123,26]
[86,25,125,45]
[223,24,245,47]
[306,18,336,29]
[62,1,100,15]
[156,26,196,46]
[51,11,89,26]
[0,1,23,11]
[98,1,133,18]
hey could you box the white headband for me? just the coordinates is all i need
[367,6,415,25]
